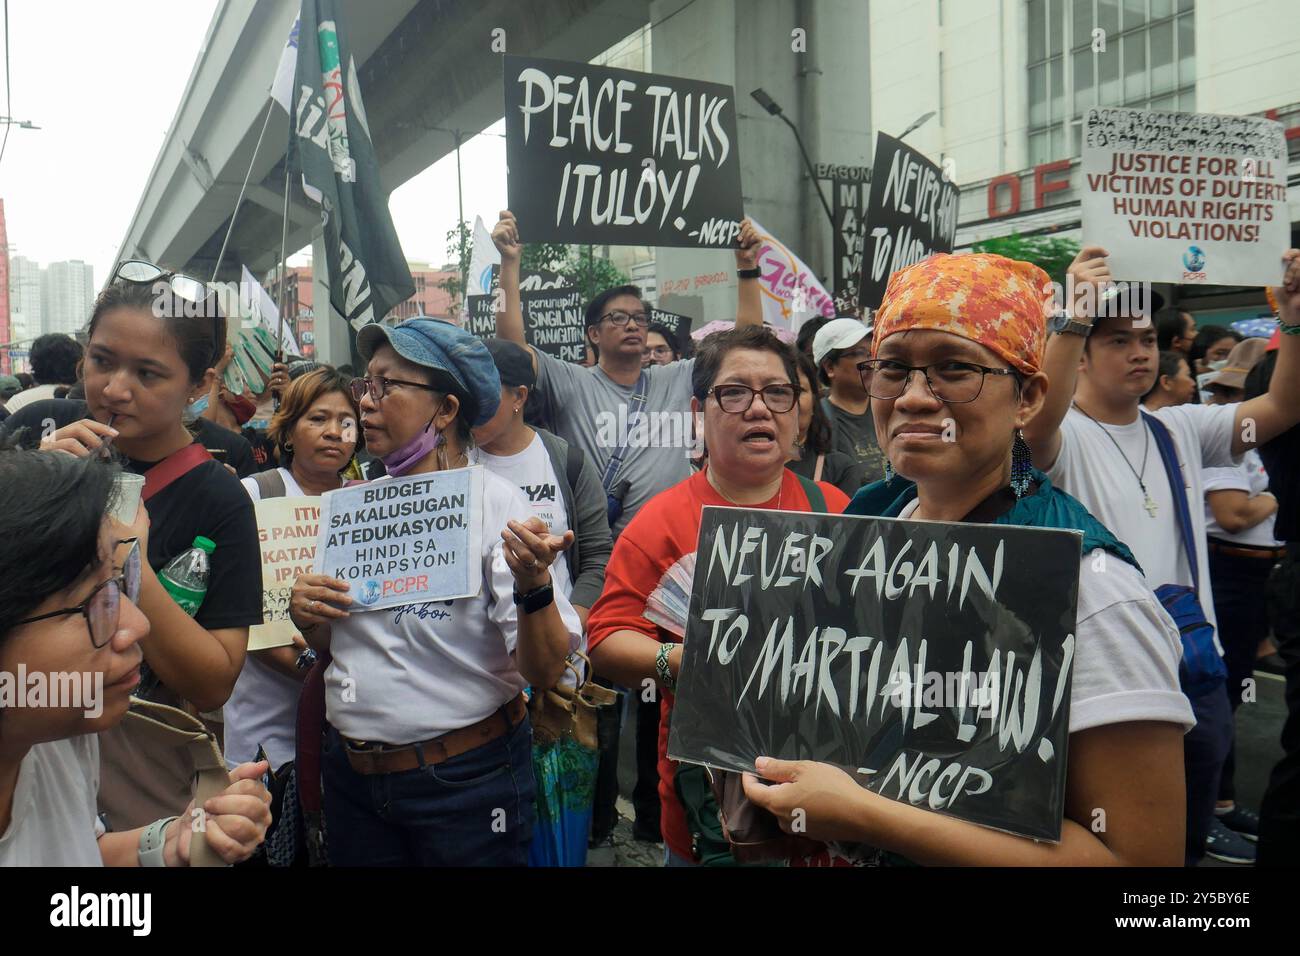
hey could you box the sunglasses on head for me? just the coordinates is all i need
[15,538,142,649]
[114,260,223,362]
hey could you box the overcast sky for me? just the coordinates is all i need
[0,1,506,285]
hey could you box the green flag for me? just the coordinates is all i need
[288,0,413,362]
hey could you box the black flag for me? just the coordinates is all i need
[288,0,413,361]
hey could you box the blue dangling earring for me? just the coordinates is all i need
[1010,428,1032,498]
[883,458,895,482]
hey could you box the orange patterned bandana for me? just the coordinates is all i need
[872,253,1052,375]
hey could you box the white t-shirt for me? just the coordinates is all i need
[325,469,583,743]
[3,383,60,414]
[1047,403,1239,635]
[469,433,573,598]
[898,500,1193,733]
[224,468,310,768]
[0,735,104,866]
[1203,450,1282,549]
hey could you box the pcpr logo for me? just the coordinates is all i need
[1182,245,1207,281]
[355,579,381,606]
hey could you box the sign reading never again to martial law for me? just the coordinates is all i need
[504,55,744,248]
[667,507,1082,842]
[1081,106,1289,286]
[250,497,320,651]
[858,132,959,309]
[314,468,484,612]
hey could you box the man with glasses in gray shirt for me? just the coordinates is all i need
[491,210,765,537]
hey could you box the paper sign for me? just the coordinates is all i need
[1081,106,1289,286]
[249,496,320,651]
[315,468,484,611]
[522,286,585,362]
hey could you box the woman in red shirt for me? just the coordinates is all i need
[586,325,848,866]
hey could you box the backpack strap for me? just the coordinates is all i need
[600,371,649,494]
[252,468,288,499]
[565,441,584,493]
[793,473,828,513]
[1142,411,1199,588]
[142,443,212,502]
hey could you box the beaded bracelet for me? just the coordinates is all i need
[1281,321,1300,336]
[655,642,679,692]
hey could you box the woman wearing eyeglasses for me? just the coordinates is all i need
[10,268,263,829]
[0,450,272,866]
[288,318,581,867]
[586,325,850,867]
[738,254,1194,865]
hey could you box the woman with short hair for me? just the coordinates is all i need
[586,324,849,867]
[289,318,581,866]
[223,367,363,770]
[0,450,271,866]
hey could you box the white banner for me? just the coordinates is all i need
[467,215,501,298]
[242,265,301,357]
[1081,107,1289,286]
[749,218,837,332]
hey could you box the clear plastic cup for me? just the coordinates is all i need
[110,473,146,524]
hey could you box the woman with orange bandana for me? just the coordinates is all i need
[742,253,1195,865]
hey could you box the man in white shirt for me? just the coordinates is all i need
[1025,244,1300,865]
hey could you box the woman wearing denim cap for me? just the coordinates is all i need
[741,253,1195,865]
[289,318,582,867]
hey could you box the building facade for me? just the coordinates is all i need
[40,260,95,337]
[872,0,1300,321]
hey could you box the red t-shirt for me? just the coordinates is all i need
[586,468,849,863]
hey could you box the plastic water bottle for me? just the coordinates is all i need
[159,536,215,616]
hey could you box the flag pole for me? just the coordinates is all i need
[277,160,291,363]
[210,97,278,284]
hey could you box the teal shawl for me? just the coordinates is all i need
[845,467,1141,573]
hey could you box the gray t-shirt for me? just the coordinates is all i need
[533,351,696,536]
[821,397,887,483]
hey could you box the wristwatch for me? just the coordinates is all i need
[1049,309,1093,337]
[138,815,178,868]
[513,581,554,614]
[737,267,762,279]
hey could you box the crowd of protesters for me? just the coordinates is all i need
[0,209,1296,870]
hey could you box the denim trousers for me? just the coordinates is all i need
[1183,683,1233,866]
[322,716,536,866]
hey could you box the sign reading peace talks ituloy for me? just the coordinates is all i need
[667,507,1083,842]
[504,55,744,249]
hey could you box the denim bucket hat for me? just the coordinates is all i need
[356,317,502,426]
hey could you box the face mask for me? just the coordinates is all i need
[381,416,443,477]
[1207,359,1228,372]
[184,393,210,422]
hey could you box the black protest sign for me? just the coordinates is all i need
[832,177,868,302]
[485,264,571,295]
[522,286,586,362]
[520,269,569,291]
[667,507,1081,842]
[858,133,960,309]
[464,294,497,341]
[504,55,744,248]
[649,307,691,341]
